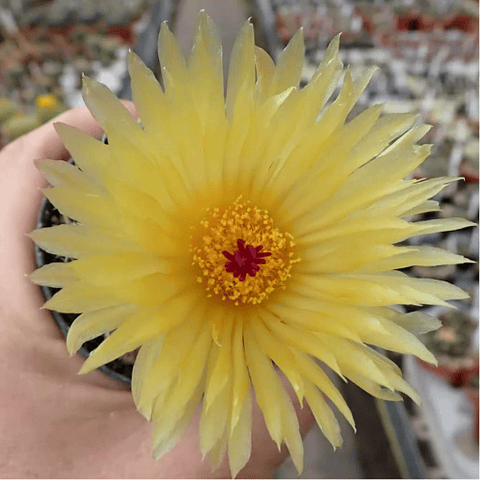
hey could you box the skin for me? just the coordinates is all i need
[0,106,315,478]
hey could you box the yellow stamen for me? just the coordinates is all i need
[190,197,300,305]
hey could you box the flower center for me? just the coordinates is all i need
[223,239,271,282]
[190,197,300,305]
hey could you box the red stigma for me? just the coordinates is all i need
[222,239,272,282]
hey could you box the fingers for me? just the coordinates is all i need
[8,101,137,162]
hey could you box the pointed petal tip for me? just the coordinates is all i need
[127,48,137,63]
[81,74,92,87]
[78,360,94,375]
[159,20,172,36]
[52,121,65,133]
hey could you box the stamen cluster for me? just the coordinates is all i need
[190,198,300,305]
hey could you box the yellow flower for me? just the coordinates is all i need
[29,12,473,477]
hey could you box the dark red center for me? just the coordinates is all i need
[222,239,272,282]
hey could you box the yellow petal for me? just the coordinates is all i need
[292,140,431,236]
[243,330,282,446]
[188,10,224,121]
[28,225,140,259]
[204,315,234,411]
[244,329,303,473]
[304,379,343,449]
[208,433,228,472]
[79,290,200,374]
[42,186,119,232]
[269,29,304,96]
[67,304,137,355]
[111,273,192,307]
[343,369,403,402]
[228,393,252,478]
[69,252,182,286]
[298,216,408,246]
[385,310,442,336]
[278,104,383,221]
[363,246,472,272]
[82,76,144,149]
[158,21,188,93]
[293,350,355,430]
[127,50,166,134]
[318,334,393,388]
[355,314,437,364]
[29,262,77,288]
[152,374,204,459]
[131,335,165,415]
[339,112,417,175]
[402,200,440,217]
[406,217,476,239]
[225,20,255,121]
[35,158,99,191]
[262,314,344,379]
[200,381,230,457]
[135,304,204,418]
[291,274,413,307]
[360,177,459,219]
[269,302,362,343]
[127,50,193,192]
[231,317,250,431]
[254,46,275,103]
[44,281,120,313]
[153,321,212,422]
[252,315,305,404]
[104,178,179,236]
[372,358,422,404]
[54,122,109,184]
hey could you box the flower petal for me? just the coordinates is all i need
[158,21,188,93]
[35,158,100,191]
[43,281,120,313]
[293,350,355,430]
[231,318,250,431]
[204,315,234,411]
[251,315,305,404]
[54,122,109,184]
[69,252,182,285]
[29,262,78,288]
[268,29,304,96]
[152,375,204,459]
[228,392,252,478]
[135,304,204,418]
[244,330,303,472]
[82,76,143,146]
[67,304,137,355]
[304,379,343,449]
[79,290,200,374]
[225,19,255,120]
[152,321,212,423]
[28,225,140,259]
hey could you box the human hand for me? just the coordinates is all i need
[0,107,314,478]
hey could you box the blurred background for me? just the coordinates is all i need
[1,0,478,477]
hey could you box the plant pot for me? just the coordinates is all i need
[416,357,477,387]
